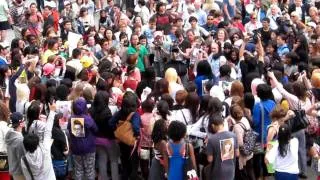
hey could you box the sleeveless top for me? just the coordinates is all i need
[167,141,185,180]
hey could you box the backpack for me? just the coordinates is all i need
[238,122,258,156]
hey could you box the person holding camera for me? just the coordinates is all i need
[149,31,170,77]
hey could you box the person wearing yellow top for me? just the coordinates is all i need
[42,38,59,64]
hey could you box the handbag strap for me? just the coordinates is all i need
[63,131,69,153]
[259,102,265,145]
[23,156,35,180]
[237,122,248,132]
[126,112,135,122]
[184,140,189,159]
[181,109,188,125]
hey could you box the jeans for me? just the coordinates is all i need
[153,61,164,78]
[293,129,307,174]
[96,141,120,180]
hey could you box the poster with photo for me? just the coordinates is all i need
[220,138,234,161]
[71,118,85,137]
[202,79,209,95]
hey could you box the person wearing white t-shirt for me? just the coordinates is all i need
[265,124,299,180]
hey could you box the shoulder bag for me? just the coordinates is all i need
[286,101,309,133]
[114,112,136,146]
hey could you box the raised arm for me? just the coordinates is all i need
[43,103,56,149]
[268,71,299,110]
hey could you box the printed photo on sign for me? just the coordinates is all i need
[71,118,85,137]
[220,138,234,161]
[202,79,209,95]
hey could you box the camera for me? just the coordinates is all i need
[250,29,259,44]
[276,17,292,34]
[171,40,180,53]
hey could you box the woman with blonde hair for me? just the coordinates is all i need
[15,82,30,116]
[165,68,184,100]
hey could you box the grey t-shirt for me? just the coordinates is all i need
[206,131,238,180]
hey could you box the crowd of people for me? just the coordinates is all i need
[0,0,319,180]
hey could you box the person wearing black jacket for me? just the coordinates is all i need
[288,0,310,23]
[89,91,120,180]
[51,113,68,180]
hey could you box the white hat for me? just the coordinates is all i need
[44,1,56,8]
[307,22,317,29]
[210,85,225,102]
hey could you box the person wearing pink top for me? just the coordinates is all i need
[140,98,156,180]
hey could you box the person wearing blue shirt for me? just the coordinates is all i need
[109,91,141,180]
[223,0,236,20]
[252,84,276,179]
[194,61,214,96]
[194,0,207,26]
[202,14,217,34]
[276,34,290,57]
[0,44,9,66]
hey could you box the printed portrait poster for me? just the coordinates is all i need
[202,79,209,95]
[220,138,235,161]
[71,118,85,137]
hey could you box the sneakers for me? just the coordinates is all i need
[298,173,308,179]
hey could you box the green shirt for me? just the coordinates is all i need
[127,45,148,72]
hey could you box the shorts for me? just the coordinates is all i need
[0,21,10,30]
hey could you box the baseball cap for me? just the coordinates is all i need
[153,31,164,38]
[43,63,55,76]
[44,0,57,8]
[0,42,10,50]
[64,0,71,6]
[307,22,317,29]
[10,112,24,128]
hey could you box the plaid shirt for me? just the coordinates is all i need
[9,3,26,28]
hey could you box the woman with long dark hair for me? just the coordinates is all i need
[265,124,299,180]
[109,91,141,180]
[147,78,169,102]
[194,60,214,96]
[0,65,9,102]
[89,91,119,180]
[149,119,168,180]
[269,71,311,178]
[156,100,171,121]
[51,113,68,180]
[292,34,309,64]
[172,92,200,125]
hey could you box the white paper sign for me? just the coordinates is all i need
[68,32,83,57]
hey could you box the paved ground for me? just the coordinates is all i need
[3,1,319,179]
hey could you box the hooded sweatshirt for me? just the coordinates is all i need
[5,129,25,176]
[20,111,56,180]
[0,121,10,152]
[68,98,98,155]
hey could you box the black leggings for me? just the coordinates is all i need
[119,143,140,180]
[235,158,256,180]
